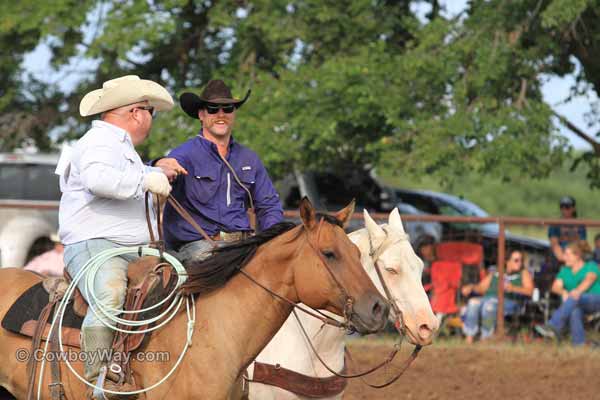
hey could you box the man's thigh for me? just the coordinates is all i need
[64,239,129,303]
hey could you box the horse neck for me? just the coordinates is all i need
[195,233,301,371]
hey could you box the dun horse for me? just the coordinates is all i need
[0,198,389,399]
[248,208,439,399]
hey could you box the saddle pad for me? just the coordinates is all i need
[1,282,84,335]
[2,268,179,350]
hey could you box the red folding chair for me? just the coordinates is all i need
[429,242,485,334]
[430,260,462,315]
[436,241,485,285]
[435,241,483,266]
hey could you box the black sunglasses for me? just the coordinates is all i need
[131,106,155,118]
[205,103,235,114]
[560,204,574,209]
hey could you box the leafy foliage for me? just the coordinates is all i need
[2,0,600,187]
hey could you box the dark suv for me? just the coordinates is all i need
[276,169,549,273]
[394,188,550,269]
[275,170,442,246]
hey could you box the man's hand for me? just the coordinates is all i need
[155,158,188,182]
[143,172,172,197]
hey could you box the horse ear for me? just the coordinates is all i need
[364,209,386,246]
[334,199,356,228]
[389,207,406,233]
[299,196,317,230]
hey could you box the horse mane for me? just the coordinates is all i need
[179,214,342,296]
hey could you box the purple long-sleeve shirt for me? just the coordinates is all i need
[163,133,283,250]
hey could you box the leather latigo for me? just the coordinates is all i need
[251,360,348,398]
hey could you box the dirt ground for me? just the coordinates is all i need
[344,338,600,400]
[2,338,598,399]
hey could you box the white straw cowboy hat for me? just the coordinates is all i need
[79,75,174,116]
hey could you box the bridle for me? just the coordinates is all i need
[360,225,422,387]
[288,225,421,387]
[368,226,409,335]
[159,194,358,330]
[237,217,358,331]
[150,196,420,388]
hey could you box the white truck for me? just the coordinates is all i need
[0,153,60,267]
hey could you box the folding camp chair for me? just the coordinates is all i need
[429,242,485,334]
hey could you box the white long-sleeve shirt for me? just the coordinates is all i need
[58,120,160,245]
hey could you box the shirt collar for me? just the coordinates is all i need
[92,120,132,144]
[197,129,236,152]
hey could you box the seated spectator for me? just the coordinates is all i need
[23,233,65,277]
[416,236,436,292]
[535,242,600,346]
[461,250,533,344]
[548,196,587,263]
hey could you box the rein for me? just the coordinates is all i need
[285,226,422,388]
[238,217,355,330]
[156,197,354,330]
[154,197,421,389]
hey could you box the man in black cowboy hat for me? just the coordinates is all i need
[156,80,283,260]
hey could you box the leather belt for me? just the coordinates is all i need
[210,231,251,242]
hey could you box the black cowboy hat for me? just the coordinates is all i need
[179,79,251,119]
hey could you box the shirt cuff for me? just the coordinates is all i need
[144,165,163,174]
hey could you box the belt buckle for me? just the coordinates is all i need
[220,231,239,242]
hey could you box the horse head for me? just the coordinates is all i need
[294,197,389,334]
[356,208,438,346]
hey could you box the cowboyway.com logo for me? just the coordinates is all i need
[15,348,170,363]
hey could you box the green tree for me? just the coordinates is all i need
[1,0,599,186]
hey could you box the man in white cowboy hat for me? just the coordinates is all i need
[58,75,174,399]
[155,79,283,262]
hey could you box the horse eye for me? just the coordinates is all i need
[321,250,336,260]
[385,266,399,275]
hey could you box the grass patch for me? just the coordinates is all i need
[378,157,600,221]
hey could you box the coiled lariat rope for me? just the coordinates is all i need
[36,246,194,399]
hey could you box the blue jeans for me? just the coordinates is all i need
[64,239,139,329]
[462,297,519,339]
[548,293,600,345]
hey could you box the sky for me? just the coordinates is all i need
[21,0,597,150]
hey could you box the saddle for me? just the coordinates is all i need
[2,256,178,400]
[2,256,176,351]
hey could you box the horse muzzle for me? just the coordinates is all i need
[349,293,390,334]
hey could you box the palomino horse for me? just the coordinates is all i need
[0,198,389,399]
[248,208,438,399]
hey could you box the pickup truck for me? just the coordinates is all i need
[0,153,60,267]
